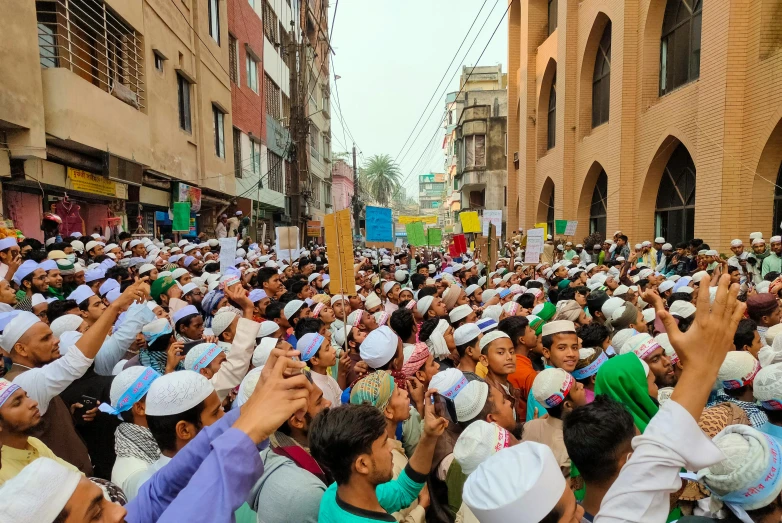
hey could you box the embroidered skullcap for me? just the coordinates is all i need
[211,309,239,337]
[430,368,468,399]
[252,337,277,367]
[350,370,396,411]
[669,300,696,319]
[449,304,473,323]
[365,292,382,310]
[479,331,510,352]
[620,333,662,361]
[50,314,84,339]
[360,325,398,368]
[141,370,215,416]
[109,366,161,415]
[172,305,199,325]
[454,323,481,347]
[532,368,575,408]
[283,299,306,320]
[0,457,82,523]
[402,342,431,378]
[184,343,225,372]
[718,351,761,390]
[297,333,326,362]
[347,309,365,328]
[454,380,490,423]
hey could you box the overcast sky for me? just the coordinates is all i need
[328,0,508,200]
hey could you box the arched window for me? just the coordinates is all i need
[660,0,702,95]
[773,163,782,235]
[547,73,556,150]
[655,143,696,246]
[547,189,555,239]
[592,23,611,128]
[590,170,608,236]
[548,0,558,35]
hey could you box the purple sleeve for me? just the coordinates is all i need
[155,429,264,523]
[125,407,256,522]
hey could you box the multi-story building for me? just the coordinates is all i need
[233,0,295,242]
[446,65,508,235]
[419,172,447,222]
[331,157,353,212]
[303,0,333,237]
[507,0,782,250]
[1,0,235,239]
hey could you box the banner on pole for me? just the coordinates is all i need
[275,226,300,263]
[365,206,394,242]
[324,209,355,296]
[481,210,503,237]
[525,228,545,264]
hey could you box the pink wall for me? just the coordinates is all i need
[5,191,43,241]
[332,177,354,211]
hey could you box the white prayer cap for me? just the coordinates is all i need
[208,238,219,247]
[482,289,499,303]
[677,286,695,295]
[50,314,84,339]
[454,420,512,476]
[717,351,761,389]
[730,239,743,247]
[0,457,81,523]
[171,268,189,280]
[178,239,189,247]
[12,260,39,286]
[610,328,638,353]
[634,243,642,250]
[0,237,16,251]
[38,259,57,272]
[139,263,156,276]
[669,300,696,319]
[620,333,661,360]
[145,370,214,416]
[360,325,398,368]
[477,276,487,287]
[211,309,239,337]
[449,304,473,323]
[454,323,481,347]
[172,305,199,324]
[330,294,347,306]
[383,280,399,294]
[183,244,199,254]
[365,292,382,310]
[332,325,353,347]
[698,425,782,511]
[67,285,95,306]
[600,297,625,320]
[541,319,576,337]
[662,243,673,250]
[454,380,489,423]
[705,250,718,257]
[638,268,654,280]
[99,278,119,297]
[756,281,771,294]
[479,331,510,351]
[258,320,279,338]
[394,270,409,282]
[416,295,434,316]
[658,280,675,293]
[753,363,782,406]
[429,368,468,400]
[481,304,503,322]
[655,333,678,364]
[750,232,764,240]
[752,237,766,246]
[85,240,104,253]
[252,337,277,367]
[772,236,782,244]
[184,342,225,372]
[235,366,263,409]
[765,323,782,346]
[642,308,656,324]
[654,237,665,244]
[180,282,198,297]
[110,366,161,412]
[463,442,566,523]
[71,239,85,252]
[30,294,47,308]
[532,368,576,409]
[613,284,629,296]
[83,268,105,283]
[283,299,306,320]
[465,284,480,297]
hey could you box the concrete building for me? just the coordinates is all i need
[331,157,353,212]
[445,65,508,234]
[233,0,294,242]
[507,0,782,251]
[419,172,447,223]
[1,0,235,240]
[303,0,332,237]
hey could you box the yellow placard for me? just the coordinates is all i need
[399,215,437,225]
[324,209,356,296]
[459,211,481,233]
[67,167,125,198]
[534,222,548,240]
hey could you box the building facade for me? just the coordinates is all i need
[507,0,782,250]
[331,157,353,212]
[446,65,508,234]
[418,172,447,222]
[1,0,236,240]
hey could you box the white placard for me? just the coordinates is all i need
[482,210,503,237]
[564,220,578,236]
[219,237,238,274]
[275,226,301,263]
[525,228,545,264]
[395,238,403,248]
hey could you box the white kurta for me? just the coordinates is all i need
[595,399,725,523]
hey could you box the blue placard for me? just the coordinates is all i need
[365,206,394,242]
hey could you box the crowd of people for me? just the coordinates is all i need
[1,224,782,523]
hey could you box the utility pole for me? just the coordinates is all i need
[288,2,309,246]
[352,144,360,239]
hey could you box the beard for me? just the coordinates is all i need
[368,456,394,485]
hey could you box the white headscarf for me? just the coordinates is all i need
[427,319,450,359]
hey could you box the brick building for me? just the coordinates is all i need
[507,0,782,251]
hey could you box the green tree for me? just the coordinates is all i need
[363,154,402,207]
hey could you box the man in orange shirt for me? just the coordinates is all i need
[499,315,544,410]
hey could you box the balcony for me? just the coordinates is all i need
[460,169,486,190]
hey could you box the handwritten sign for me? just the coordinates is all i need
[564,220,578,236]
[399,215,437,225]
[535,222,548,240]
[459,211,481,233]
[525,228,545,264]
[405,222,426,247]
[482,210,503,237]
[427,228,442,247]
[365,206,394,242]
[219,237,237,273]
[275,226,300,263]
[324,210,355,295]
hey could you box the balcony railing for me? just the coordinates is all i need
[36,0,146,110]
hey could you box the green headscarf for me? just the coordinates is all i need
[594,353,659,432]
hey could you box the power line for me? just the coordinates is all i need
[392,0,490,165]
[396,1,511,193]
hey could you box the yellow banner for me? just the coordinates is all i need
[399,215,437,225]
[459,211,481,233]
[534,222,548,240]
[67,167,125,199]
[324,209,355,296]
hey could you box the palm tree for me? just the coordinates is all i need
[363,154,402,207]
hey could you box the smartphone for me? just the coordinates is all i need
[430,392,457,423]
[74,395,98,418]
[182,339,205,356]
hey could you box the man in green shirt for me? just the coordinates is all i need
[762,235,782,278]
[311,398,447,522]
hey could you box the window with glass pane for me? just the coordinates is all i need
[213,106,225,158]
[247,56,259,93]
[177,74,191,133]
[233,129,242,178]
[251,140,261,175]
[592,23,611,128]
[659,0,702,95]
[773,164,782,235]
[229,36,238,83]
[548,0,558,35]
[655,144,696,246]
[547,73,557,150]
[208,0,220,45]
[547,189,555,240]
[268,151,284,192]
[589,170,608,236]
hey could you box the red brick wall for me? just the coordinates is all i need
[227,0,265,143]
